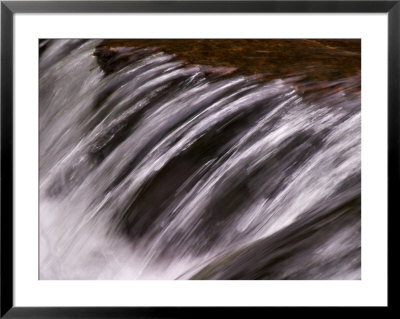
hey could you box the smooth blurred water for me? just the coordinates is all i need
[39,40,361,280]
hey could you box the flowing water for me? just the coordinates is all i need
[39,40,361,280]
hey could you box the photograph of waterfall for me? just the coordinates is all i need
[39,39,361,280]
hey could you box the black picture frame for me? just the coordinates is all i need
[1,1,396,317]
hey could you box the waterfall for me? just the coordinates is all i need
[39,39,361,280]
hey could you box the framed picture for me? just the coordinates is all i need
[1,0,395,317]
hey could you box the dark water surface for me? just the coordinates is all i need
[39,39,361,279]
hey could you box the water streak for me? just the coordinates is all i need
[40,40,361,280]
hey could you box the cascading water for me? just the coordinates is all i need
[39,39,361,280]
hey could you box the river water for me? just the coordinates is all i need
[39,40,361,280]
